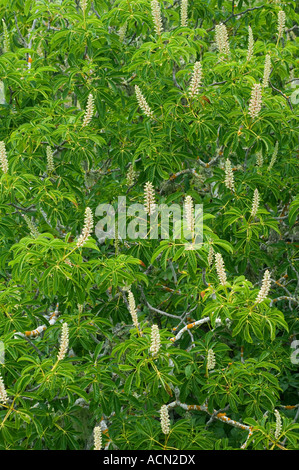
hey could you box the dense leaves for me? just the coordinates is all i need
[0,0,298,450]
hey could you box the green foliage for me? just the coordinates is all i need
[0,0,298,451]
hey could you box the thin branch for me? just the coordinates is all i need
[268,79,294,111]
[206,5,265,32]
[14,12,27,47]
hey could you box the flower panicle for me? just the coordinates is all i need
[151,0,163,36]
[256,150,263,168]
[144,181,156,216]
[80,0,88,14]
[256,269,271,303]
[0,141,8,174]
[215,23,230,56]
[46,146,55,173]
[128,290,139,331]
[23,214,40,238]
[224,158,235,192]
[160,404,170,434]
[57,322,69,361]
[135,85,154,119]
[94,426,102,450]
[248,83,262,119]
[0,374,8,404]
[208,244,214,266]
[78,304,84,314]
[207,348,216,371]
[188,61,202,98]
[184,195,195,241]
[215,252,227,286]
[126,163,136,186]
[268,141,279,171]
[2,19,9,53]
[118,21,127,42]
[82,93,95,127]
[246,26,254,62]
[150,324,161,356]
[277,10,286,40]
[251,188,260,218]
[180,0,188,28]
[274,409,282,440]
[262,54,271,88]
[76,207,94,248]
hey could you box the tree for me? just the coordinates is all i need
[0,0,298,450]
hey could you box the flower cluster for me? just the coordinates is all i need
[144,181,156,216]
[224,158,235,192]
[207,349,216,371]
[215,23,230,56]
[248,83,262,119]
[0,374,8,404]
[57,322,69,361]
[180,0,188,28]
[251,189,260,218]
[268,141,278,171]
[277,10,286,40]
[128,290,139,331]
[0,141,9,174]
[215,253,227,286]
[160,404,170,434]
[151,0,163,36]
[82,93,95,127]
[80,0,88,14]
[208,244,214,266]
[78,304,84,314]
[135,85,154,119]
[126,163,136,186]
[150,324,161,356]
[184,195,195,238]
[46,146,55,173]
[246,26,254,62]
[94,426,102,450]
[37,40,43,57]
[23,214,40,238]
[262,54,271,88]
[256,150,263,168]
[118,21,127,43]
[274,409,282,440]
[255,270,271,303]
[76,207,94,248]
[188,61,202,98]
[2,19,9,53]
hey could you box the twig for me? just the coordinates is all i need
[169,317,211,342]
[167,399,253,448]
[14,12,27,46]
[206,5,265,32]
[268,79,294,112]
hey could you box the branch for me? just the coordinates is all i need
[268,79,294,112]
[14,12,27,47]
[140,288,183,321]
[270,296,299,307]
[172,66,182,90]
[167,400,253,448]
[91,2,101,19]
[14,304,59,339]
[206,5,265,32]
[169,317,211,342]
[285,25,299,33]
